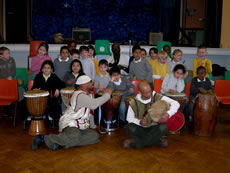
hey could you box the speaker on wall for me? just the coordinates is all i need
[72,28,91,41]
[149,32,163,45]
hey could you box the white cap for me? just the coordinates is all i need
[75,75,91,85]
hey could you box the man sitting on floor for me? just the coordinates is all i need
[124,81,180,149]
[32,75,112,151]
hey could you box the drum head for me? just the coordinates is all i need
[112,90,123,96]
[24,90,49,97]
[61,87,75,93]
[165,92,186,97]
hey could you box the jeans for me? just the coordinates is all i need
[119,92,135,122]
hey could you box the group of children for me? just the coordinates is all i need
[0,42,213,126]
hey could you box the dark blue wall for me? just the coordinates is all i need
[32,0,175,44]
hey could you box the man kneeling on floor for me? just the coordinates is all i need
[32,75,112,151]
[124,81,180,149]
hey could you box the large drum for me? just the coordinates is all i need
[193,93,218,136]
[165,92,187,112]
[125,96,136,109]
[24,90,49,136]
[60,87,75,107]
[98,90,122,132]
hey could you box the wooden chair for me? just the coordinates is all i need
[214,80,230,105]
[131,80,142,95]
[153,79,163,94]
[28,41,45,69]
[185,81,191,104]
[0,79,19,127]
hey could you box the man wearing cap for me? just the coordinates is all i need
[32,75,112,151]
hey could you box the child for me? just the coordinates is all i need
[63,59,85,87]
[161,64,186,94]
[94,59,110,92]
[189,66,212,121]
[88,45,99,75]
[31,42,52,76]
[53,46,72,81]
[167,49,182,72]
[148,47,158,73]
[193,45,212,78]
[0,46,16,79]
[129,45,153,89]
[163,44,171,58]
[141,48,147,58]
[32,60,66,125]
[151,51,169,80]
[67,40,77,52]
[79,46,96,81]
[108,67,135,124]
[70,49,80,60]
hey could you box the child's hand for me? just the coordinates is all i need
[198,88,207,94]
[110,76,116,82]
[7,76,12,80]
[67,79,75,84]
[178,74,184,80]
[199,62,204,66]
[169,89,176,94]
[128,88,134,94]
[208,89,213,94]
[157,113,169,123]
[140,119,147,126]
[54,89,60,97]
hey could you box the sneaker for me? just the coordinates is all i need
[123,139,135,149]
[52,143,63,150]
[32,135,45,151]
[160,137,168,147]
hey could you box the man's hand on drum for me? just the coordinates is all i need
[157,113,169,123]
[128,88,134,94]
[140,119,147,126]
[67,79,75,84]
[104,86,113,95]
[54,89,60,97]
[169,89,176,94]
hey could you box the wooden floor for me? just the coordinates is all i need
[0,105,230,173]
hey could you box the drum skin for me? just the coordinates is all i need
[60,87,75,107]
[194,94,217,136]
[165,93,187,112]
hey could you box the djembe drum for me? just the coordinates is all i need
[60,87,75,107]
[24,90,49,136]
[98,90,122,132]
[193,93,218,136]
[165,92,187,112]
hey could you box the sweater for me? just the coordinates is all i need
[31,55,52,76]
[161,73,185,94]
[63,72,84,87]
[193,57,212,77]
[129,58,153,83]
[53,57,72,81]
[0,57,16,78]
[94,73,110,92]
[80,58,96,81]
[150,60,169,78]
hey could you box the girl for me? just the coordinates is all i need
[32,60,66,124]
[161,64,186,94]
[167,49,184,72]
[88,45,99,75]
[63,59,85,87]
[31,42,52,76]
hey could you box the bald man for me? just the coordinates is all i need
[124,81,180,149]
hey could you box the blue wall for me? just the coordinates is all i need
[32,0,175,44]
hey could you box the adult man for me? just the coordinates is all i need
[106,43,130,75]
[124,81,180,149]
[32,75,112,151]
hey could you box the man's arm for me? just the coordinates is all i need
[126,106,141,125]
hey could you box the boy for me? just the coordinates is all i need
[129,45,153,89]
[141,48,147,58]
[0,46,16,79]
[193,45,212,78]
[70,49,80,60]
[94,59,110,92]
[108,67,135,124]
[54,46,72,81]
[151,51,169,80]
[67,40,77,52]
[189,66,212,122]
[79,46,96,81]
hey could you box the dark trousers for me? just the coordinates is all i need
[125,123,168,148]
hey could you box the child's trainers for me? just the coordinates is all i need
[32,135,45,151]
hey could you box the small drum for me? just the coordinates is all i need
[24,90,49,136]
[125,96,136,109]
[98,90,122,132]
[165,92,187,112]
[193,93,218,136]
[60,87,75,107]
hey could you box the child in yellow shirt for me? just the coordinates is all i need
[88,45,99,75]
[151,51,169,80]
[193,45,212,78]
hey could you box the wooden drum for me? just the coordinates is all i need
[24,90,49,136]
[60,87,75,107]
[98,90,122,132]
[193,93,218,136]
[125,96,136,109]
[165,93,187,112]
